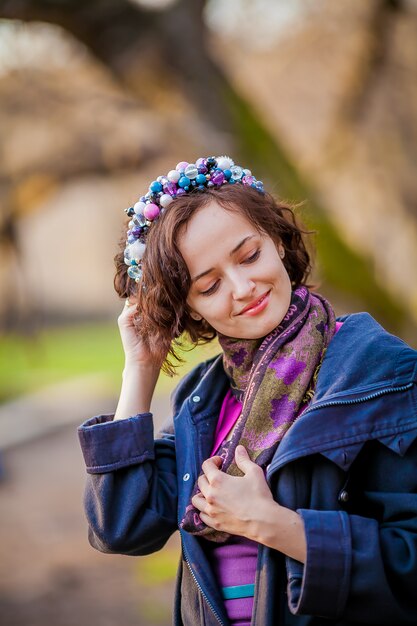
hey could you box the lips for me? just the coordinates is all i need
[238,290,271,315]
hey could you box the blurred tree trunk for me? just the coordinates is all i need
[341,0,405,123]
[0,0,230,130]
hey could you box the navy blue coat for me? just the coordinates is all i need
[78,313,417,625]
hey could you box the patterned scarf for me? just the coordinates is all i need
[180,286,336,542]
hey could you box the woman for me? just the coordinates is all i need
[78,155,417,626]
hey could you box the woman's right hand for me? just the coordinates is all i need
[114,298,162,419]
[117,297,155,367]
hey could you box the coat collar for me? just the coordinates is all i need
[269,313,417,472]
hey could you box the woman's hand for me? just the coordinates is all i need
[118,297,156,367]
[114,298,163,420]
[192,445,275,538]
[192,445,307,563]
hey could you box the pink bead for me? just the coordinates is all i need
[143,203,160,221]
[242,175,255,186]
[176,161,189,172]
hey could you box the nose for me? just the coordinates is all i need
[230,271,256,301]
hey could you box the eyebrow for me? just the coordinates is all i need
[191,235,256,283]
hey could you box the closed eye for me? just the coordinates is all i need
[243,249,260,264]
[200,281,219,296]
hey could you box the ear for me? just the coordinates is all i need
[278,243,285,259]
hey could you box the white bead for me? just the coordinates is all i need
[160,193,173,208]
[216,156,234,170]
[230,165,243,180]
[128,240,146,261]
[134,202,146,214]
[167,169,180,183]
[243,168,252,176]
[185,164,198,179]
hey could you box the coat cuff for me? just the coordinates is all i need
[286,509,351,619]
[78,413,155,474]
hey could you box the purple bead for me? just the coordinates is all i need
[176,161,189,172]
[128,235,136,244]
[140,196,146,202]
[132,226,142,237]
[176,188,186,196]
[242,175,255,186]
[163,182,177,196]
[196,157,207,168]
[211,170,225,185]
[198,165,208,174]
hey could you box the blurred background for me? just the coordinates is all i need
[1,0,417,624]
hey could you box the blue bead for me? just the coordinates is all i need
[223,169,232,180]
[150,181,163,193]
[196,174,207,185]
[178,176,191,188]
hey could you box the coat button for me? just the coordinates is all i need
[192,395,201,403]
[338,489,349,503]
[183,473,190,481]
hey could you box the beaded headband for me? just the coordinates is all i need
[123,155,264,283]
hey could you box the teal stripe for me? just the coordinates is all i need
[221,583,255,600]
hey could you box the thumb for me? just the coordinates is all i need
[234,445,254,473]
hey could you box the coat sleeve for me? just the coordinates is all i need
[285,433,417,624]
[78,412,178,556]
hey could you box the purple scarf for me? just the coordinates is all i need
[180,286,336,542]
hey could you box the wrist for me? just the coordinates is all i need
[123,360,160,378]
[249,501,307,563]
[247,499,281,543]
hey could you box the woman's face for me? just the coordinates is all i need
[178,200,292,339]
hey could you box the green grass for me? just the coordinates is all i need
[0,322,220,404]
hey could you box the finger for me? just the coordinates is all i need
[198,511,216,528]
[201,456,224,483]
[191,493,208,513]
[234,445,256,474]
[197,473,211,497]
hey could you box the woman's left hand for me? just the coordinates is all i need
[191,444,276,539]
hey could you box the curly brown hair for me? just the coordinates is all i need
[114,184,312,375]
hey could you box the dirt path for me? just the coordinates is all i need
[0,399,179,626]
